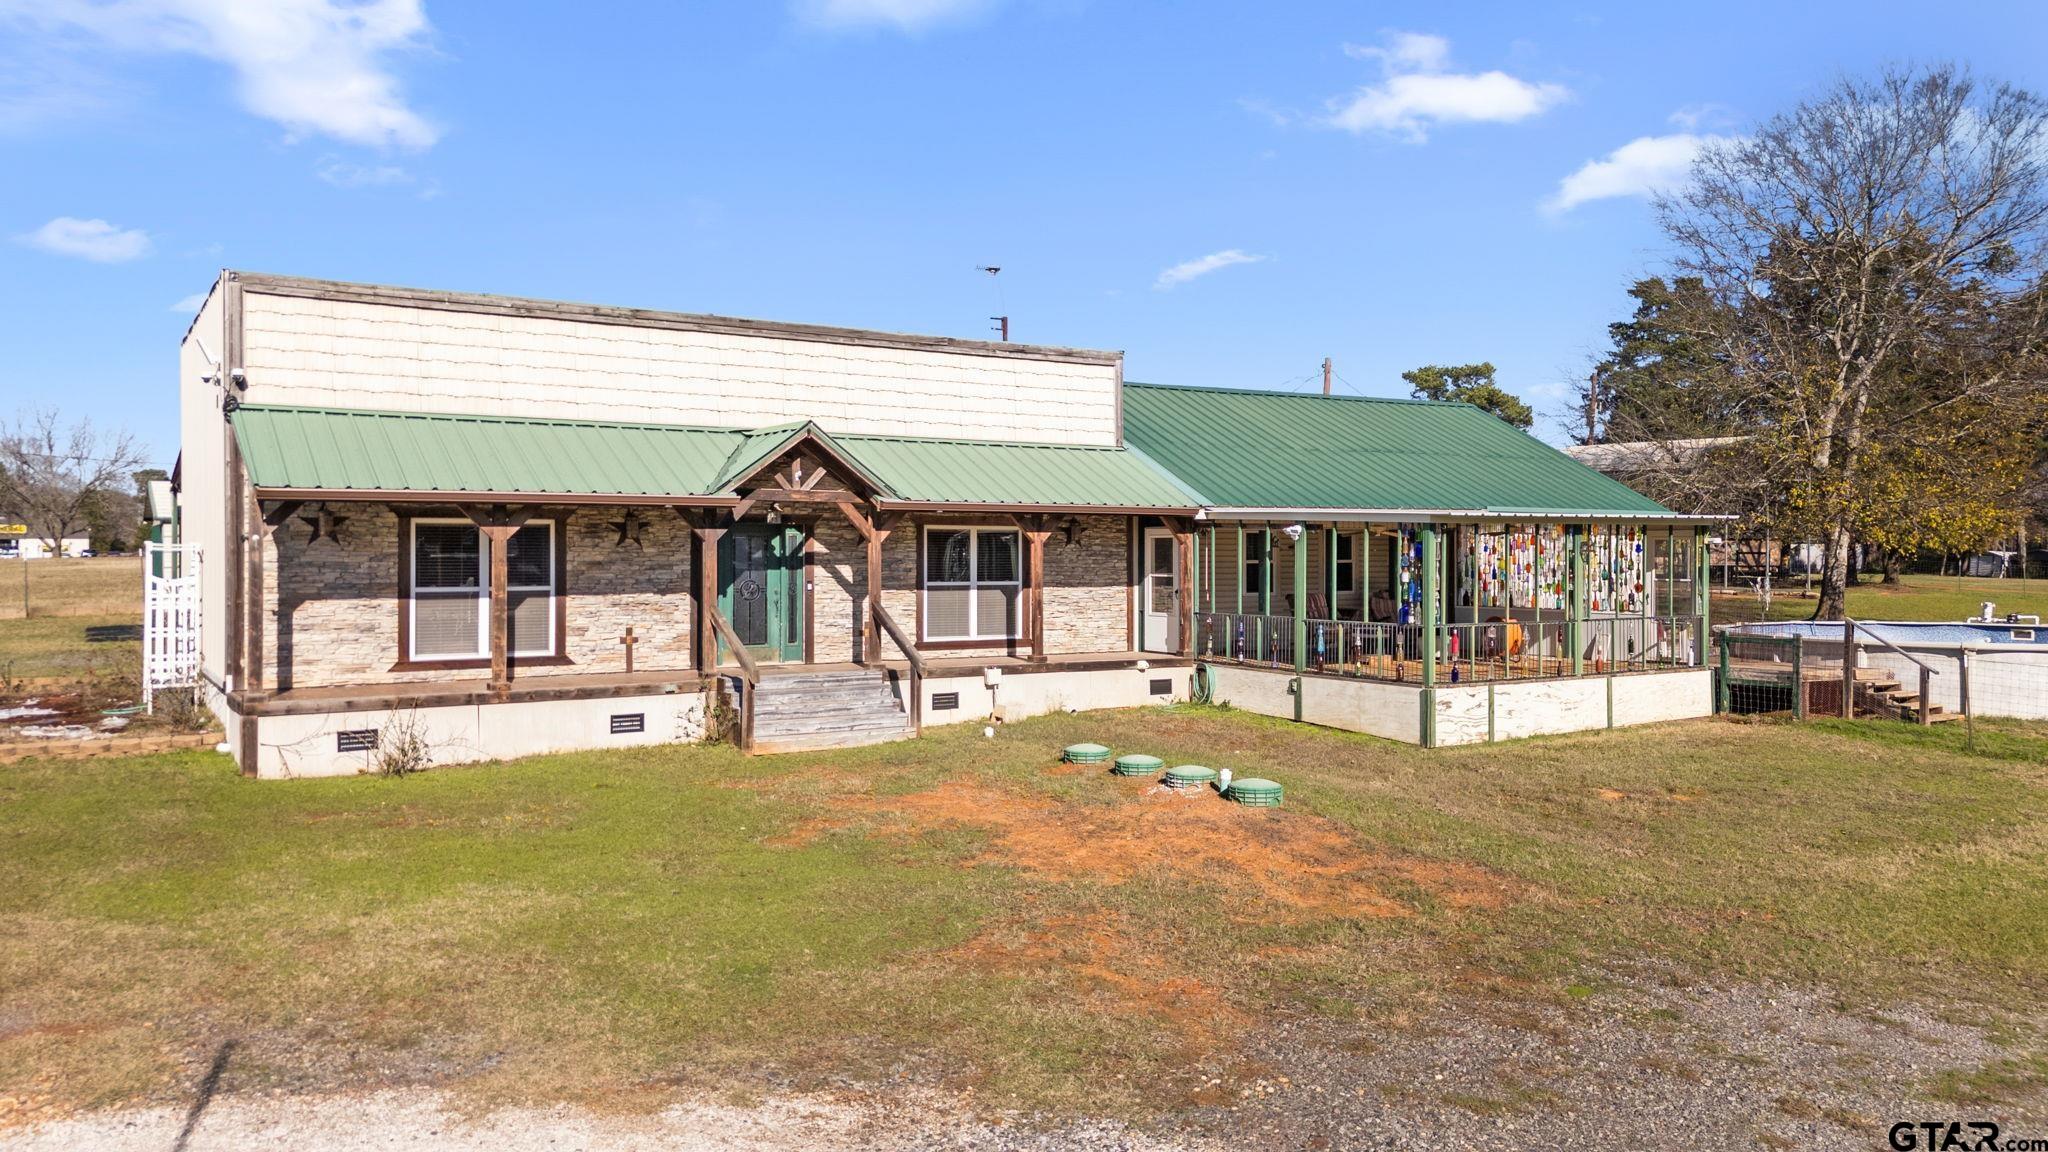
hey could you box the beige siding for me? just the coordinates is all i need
[239,291,1121,445]
[176,279,228,687]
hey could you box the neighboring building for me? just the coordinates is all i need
[0,533,91,559]
[176,272,1717,778]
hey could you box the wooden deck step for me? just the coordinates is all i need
[749,668,912,754]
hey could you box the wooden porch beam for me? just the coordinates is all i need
[1175,520,1195,658]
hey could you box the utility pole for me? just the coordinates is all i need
[1322,357,1333,396]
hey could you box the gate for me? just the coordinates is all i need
[142,543,202,712]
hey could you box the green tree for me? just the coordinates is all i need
[1580,277,1741,444]
[1400,362,1534,430]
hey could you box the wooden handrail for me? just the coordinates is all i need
[872,602,929,678]
[705,604,760,685]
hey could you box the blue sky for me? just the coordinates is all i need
[2,0,2043,468]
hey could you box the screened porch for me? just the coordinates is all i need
[1189,520,1710,686]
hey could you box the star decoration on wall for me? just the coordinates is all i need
[298,503,348,546]
[609,510,646,549]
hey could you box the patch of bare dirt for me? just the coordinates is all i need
[783,776,1517,920]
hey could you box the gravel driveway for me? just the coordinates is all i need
[9,971,2042,1151]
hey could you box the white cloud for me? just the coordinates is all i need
[796,0,991,32]
[1546,132,1731,213]
[16,216,151,262]
[1343,31,1450,73]
[316,157,413,187]
[1325,30,1566,142]
[1154,249,1265,291]
[170,292,208,312]
[1,0,439,150]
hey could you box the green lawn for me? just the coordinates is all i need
[3,707,2045,1119]
[1713,572,2048,624]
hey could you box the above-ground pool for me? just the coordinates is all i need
[1732,620,2048,646]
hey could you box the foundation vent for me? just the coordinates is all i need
[336,729,378,753]
[1149,678,1172,695]
[931,692,960,711]
[610,713,646,734]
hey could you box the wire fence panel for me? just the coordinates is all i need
[1716,632,1808,716]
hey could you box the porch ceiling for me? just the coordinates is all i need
[231,404,1195,511]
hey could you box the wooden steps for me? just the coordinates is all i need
[749,669,913,754]
[1853,673,1963,724]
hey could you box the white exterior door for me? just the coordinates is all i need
[1141,528,1180,653]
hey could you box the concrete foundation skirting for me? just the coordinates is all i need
[913,665,1189,728]
[1201,663,1712,746]
[244,690,709,779]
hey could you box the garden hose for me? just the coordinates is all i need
[1191,662,1214,705]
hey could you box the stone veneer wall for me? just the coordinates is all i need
[807,513,1132,662]
[266,504,694,690]
[562,510,694,673]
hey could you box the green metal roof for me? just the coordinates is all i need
[835,432,1198,508]
[231,405,1194,509]
[1121,383,1674,517]
[232,406,749,497]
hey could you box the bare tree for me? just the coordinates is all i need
[0,409,149,554]
[1659,64,2048,618]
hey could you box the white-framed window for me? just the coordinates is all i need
[506,522,555,658]
[923,526,1021,641]
[407,519,556,661]
[1335,533,1357,594]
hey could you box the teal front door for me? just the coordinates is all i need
[718,525,805,663]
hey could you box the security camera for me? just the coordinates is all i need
[1283,523,1305,541]
[228,368,248,389]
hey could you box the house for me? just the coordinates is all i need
[173,272,1717,778]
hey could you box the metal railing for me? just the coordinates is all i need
[1195,611,1704,685]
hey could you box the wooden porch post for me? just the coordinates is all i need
[480,524,519,699]
[1175,520,1195,658]
[693,520,724,673]
[864,513,897,663]
[1025,517,1050,661]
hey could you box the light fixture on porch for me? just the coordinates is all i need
[1282,523,1304,541]
[1057,515,1081,545]
[765,506,783,525]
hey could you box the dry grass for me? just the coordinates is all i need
[0,556,141,621]
[1,708,2045,1125]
